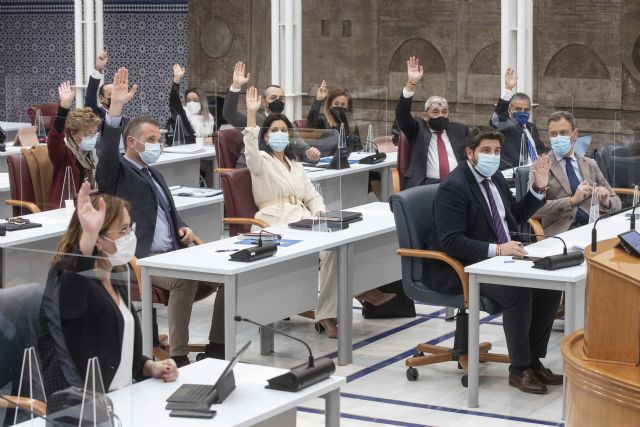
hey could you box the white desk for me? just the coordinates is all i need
[138,202,401,366]
[155,146,216,187]
[0,146,31,174]
[16,358,345,427]
[465,214,632,408]
[307,153,397,209]
[0,121,31,146]
[0,196,223,288]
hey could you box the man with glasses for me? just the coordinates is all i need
[489,68,546,170]
[395,56,468,189]
[96,68,225,367]
[527,110,621,235]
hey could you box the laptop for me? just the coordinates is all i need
[165,341,251,410]
[13,126,39,147]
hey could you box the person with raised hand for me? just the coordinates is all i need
[244,86,393,338]
[223,61,320,167]
[169,63,214,144]
[395,56,468,189]
[46,80,102,210]
[96,67,225,367]
[489,67,546,169]
[39,181,178,410]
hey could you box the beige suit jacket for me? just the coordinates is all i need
[244,127,326,229]
[528,153,621,236]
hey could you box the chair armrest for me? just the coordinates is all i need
[193,234,204,246]
[5,200,41,213]
[396,248,469,306]
[391,168,400,194]
[613,187,640,197]
[215,168,235,174]
[0,395,46,416]
[223,217,269,229]
[528,218,544,240]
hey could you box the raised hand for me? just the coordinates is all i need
[58,81,75,109]
[406,56,424,83]
[316,80,328,101]
[108,67,136,117]
[96,49,108,74]
[504,67,517,91]
[173,64,186,84]
[245,86,262,113]
[531,154,550,189]
[77,180,106,256]
[232,61,250,90]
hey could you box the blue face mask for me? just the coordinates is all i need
[474,153,501,177]
[550,135,572,157]
[79,134,98,152]
[512,111,529,127]
[134,138,162,164]
[268,131,289,152]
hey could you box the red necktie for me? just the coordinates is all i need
[435,132,450,178]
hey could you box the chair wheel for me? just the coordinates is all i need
[406,367,419,381]
[412,352,424,358]
[461,375,468,388]
[195,352,206,361]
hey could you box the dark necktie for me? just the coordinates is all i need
[435,132,450,179]
[523,128,538,162]
[564,158,589,224]
[481,179,509,244]
[143,167,180,249]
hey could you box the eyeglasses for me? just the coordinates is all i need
[83,130,100,139]
[103,223,136,239]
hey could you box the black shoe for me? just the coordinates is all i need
[173,355,191,368]
[532,365,563,385]
[203,342,225,360]
[509,369,548,394]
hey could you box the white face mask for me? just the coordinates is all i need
[79,133,99,152]
[101,230,137,266]
[186,101,201,115]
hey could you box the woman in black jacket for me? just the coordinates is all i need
[307,83,362,151]
[39,181,178,405]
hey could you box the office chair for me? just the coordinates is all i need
[293,119,308,129]
[212,128,244,170]
[0,283,47,419]
[26,103,59,134]
[391,131,410,193]
[219,168,268,237]
[6,146,54,216]
[128,235,214,360]
[390,185,509,386]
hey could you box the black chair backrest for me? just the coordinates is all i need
[514,165,530,202]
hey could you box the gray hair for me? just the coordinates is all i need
[124,117,161,141]
[424,96,448,112]
[547,110,576,130]
[509,92,532,109]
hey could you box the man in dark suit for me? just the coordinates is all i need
[425,129,563,394]
[395,56,468,189]
[490,68,545,170]
[96,67,224,367]
[222,61,319,167]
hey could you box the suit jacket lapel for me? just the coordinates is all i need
[549,156,572,195]
[576,155,591,185]
[462,162,497,235]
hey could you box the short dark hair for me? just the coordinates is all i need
[509,92,531,109]
[263,84,283,98]
[98,84,107,97]
[124,117,161,142]
[466,126,505,151]
[547,110,576,130]
[258,113,295,159]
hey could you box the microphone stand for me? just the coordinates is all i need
[234,316,335,391]
[509,231,584,270]
[591,202,640,252]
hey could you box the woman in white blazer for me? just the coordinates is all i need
[243,87,393,338]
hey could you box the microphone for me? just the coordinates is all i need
[234,316,335,392]
[591,202,640,252]
[509,231,584,270]
[257,229,280,247]
[631,202,639,231]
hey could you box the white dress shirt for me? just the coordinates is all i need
[109,298,134,391]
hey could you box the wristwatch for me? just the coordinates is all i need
[532,183,549,194]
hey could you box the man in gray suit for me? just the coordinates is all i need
[222,61,320,167]
[528,111,621,236]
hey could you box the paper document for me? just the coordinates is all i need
[170,186,222,197]
[163,145,206,154]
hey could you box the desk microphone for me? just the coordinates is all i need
[234,316,335,391]
[591,202,640,252]
[358,140,387,165]
[631,202,639,231]
[509,231,584,270]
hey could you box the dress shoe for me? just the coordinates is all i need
[509,369,548,394]
[315,318,338,339]
[173,355,191,368]
[203,342,225,360]
[532,366,563,385]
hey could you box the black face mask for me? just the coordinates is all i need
[330,107,349,125]
[267,99,285,113]
[428,116,449,132]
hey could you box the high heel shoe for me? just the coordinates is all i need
[315,318,338,339]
